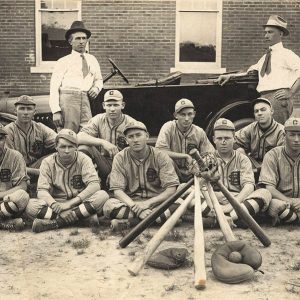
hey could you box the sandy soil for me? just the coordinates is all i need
[0,222,299,300]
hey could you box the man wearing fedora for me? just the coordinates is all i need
[217,15,300,125]
[50,21,103,133]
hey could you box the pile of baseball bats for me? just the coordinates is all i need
[121,149,271,290]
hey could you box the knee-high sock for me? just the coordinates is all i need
[229,198,265,221]
[0,201,19,217]
[73,202,97,220]
[37,206,56,219]
[278,208,299,224]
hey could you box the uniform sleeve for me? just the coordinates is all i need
[37,159,53,192]
[41,124,57,150]
[80,115,100,137]
[155,123,172,150]
[157,152,180,189]
[276,128,285,146]
[258,151,278,187]
[91,56,103,92]
[49,59,66,114]
[239,154,255,187]
[235,126,251,150]
[198,129,215,153]
[81,154,100,186]
[109,153,128,191]
[11,151,29,186]
[4,125,15,150]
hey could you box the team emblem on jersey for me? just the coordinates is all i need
[31,140,44,156]
[117,135,128,149]
[71,175,85,189]
[0,169,12,182]
[229,171,240,186]
[146,168,158,182]
[187,143,197,154]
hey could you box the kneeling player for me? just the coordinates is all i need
[26,129,109,233]
[103,121,182,231]
[259,117,300,225]
[0,125,29,231]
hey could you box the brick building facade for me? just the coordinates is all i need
[1,0,299,97]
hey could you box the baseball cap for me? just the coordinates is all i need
[214,118,235,131]
[104,90,123,102]
[123,121,148,135]
[284,117,300,131]
[252,97,272,107]
[14,95,36,107]
[55,129,78,145]
[174,98,195,113]
[0,124,7,136]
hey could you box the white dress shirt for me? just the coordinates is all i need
[49,50,103,113]
[248,42,300,93]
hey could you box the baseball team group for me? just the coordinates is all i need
[0,14,300,234]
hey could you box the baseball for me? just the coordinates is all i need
[228,251,242,263]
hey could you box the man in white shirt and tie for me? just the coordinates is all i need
[50,21,103,133]
[217,15,300,125]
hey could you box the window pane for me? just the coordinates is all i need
[40,0,79,9]
[179,11,216,62]
[41,11,77,61]
[178,0,218,11]
[41,0,52,9]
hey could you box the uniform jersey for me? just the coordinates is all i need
[38,151,100,201]
[214,150,255,194]
[235,120,285,162]
[155,120,214,173]
[259,146,300,198]
[80,113,136,155]
[5,121,57,166]
[0,148,29,192]
[109,146,179,198]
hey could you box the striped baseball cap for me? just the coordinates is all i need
[284,117,300,131]
[214,118,235,131]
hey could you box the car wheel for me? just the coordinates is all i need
[233,118,254,131]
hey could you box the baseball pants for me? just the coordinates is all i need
[0,190,29,218]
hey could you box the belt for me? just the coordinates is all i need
[59,89,88,95]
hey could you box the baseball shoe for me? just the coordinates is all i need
[181,213,216,228]
[32,218,59,233]
[0,218,24,232]
[268,199,288,226]
[88,214,100,228]
[110,219,131,232]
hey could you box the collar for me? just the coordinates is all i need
[71,50,86,57]
[258,118,274,132]
[215,150,235,163]
[0,147,7,164]
[269,42,283,51]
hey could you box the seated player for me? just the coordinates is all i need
[259,117,300,225]
[235,97,285,173]
[186,118,271,227]
[26,129,109,233]
[4,95,57,196]
[0,125,29,231]
[103,121,182,231]
[77,90,137,186]
[155,98,214,182]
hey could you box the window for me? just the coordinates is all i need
[31,0,81,73]
[171,0,226,74]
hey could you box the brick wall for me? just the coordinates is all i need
[0,0,299,98]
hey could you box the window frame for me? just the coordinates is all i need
[171,0,226,74]
[31,0,81,73]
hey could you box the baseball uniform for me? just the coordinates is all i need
[235,120,285,163]
[0,148,29,217]
[5,121,57,168]
[155,120,214,181]
[103,146,180,223]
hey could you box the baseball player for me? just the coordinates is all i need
[187,118,271,226]
[235,97,285,170]
[259,117,300,225]
[0,125,29,231]
[77,90,137,185]
[155,98,214,182]
[4,95,57,177]
[103,121,182,231]
[25,129,109,233]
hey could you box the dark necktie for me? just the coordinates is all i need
[81,54,89,78]
[260,48,272,77]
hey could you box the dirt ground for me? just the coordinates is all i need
[0,221,299,300]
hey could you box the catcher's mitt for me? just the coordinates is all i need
[211,240,262,284]
[147,242,189,270]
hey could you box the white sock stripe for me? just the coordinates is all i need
[164,209,171,219]
[44,208,53,219]
[246,200,260,213]
[0,203,12,216]
[279,209,290,219]
[286,214,297,223]
[79,205,90,217]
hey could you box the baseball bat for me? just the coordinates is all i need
[128,190,195,276]
[194,176,206,289]
[189,149,271,247]
[203,182,236,242]
[119,177,194,248]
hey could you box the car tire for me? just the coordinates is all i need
[233,118,254,131]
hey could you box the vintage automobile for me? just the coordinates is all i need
[0,59,259,140]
